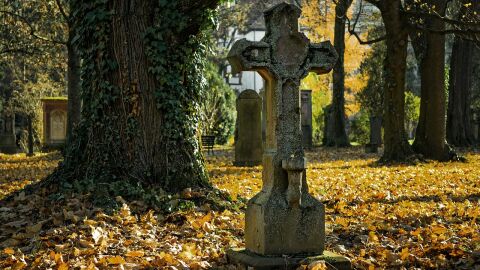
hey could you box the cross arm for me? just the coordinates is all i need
[305,41,338,75]
[227,38,271,74]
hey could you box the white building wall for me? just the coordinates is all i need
[226,30,266,93]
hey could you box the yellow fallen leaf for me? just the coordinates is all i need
[4,247,15,255]
[12,261,27,270]
[107,256,126,265]
[400,247,409,261]
[58,262,69,270]
[126,250,145,257]
[308,260,327,270]
[78,239,94,249]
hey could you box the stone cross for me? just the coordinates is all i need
[228,3,338,256]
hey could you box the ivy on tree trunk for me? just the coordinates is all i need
[52,0,219,200]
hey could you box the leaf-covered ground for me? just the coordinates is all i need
[0,148,479,269]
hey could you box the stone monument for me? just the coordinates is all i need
[41,97,68,148]
[235,89,263,166]
[366,116,382,153]
[301,90,313,149]
[227,3,351,269]
[0,113,17,154]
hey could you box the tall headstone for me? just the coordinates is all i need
[0,113,17,154]
[227,3,351,269]
[366,116,382,153]
[301,90,313,149]
[235,89,263,166]
[42,98,68,148]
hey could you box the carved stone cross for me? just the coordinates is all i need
[228,3,338,256]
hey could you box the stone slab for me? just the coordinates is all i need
[0,135,18,154]
[227,248,352,270]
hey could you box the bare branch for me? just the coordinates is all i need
[345,8,386,45]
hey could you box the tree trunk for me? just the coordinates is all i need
[446,37,474,147]
[65,36,81,146]
[326,0,352,147]
[446,1,478,147]
[54,1,217,197]
[27,115,34,156]
[412,0,450,160]
[379,0,413,161]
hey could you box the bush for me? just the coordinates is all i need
[349,110,370,145]
[199,62,236,145]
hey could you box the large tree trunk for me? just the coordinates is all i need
[446,37,475,147]
[446,1,479,147]
[65,36,81,146]
[53,0,218,197]
[378,0,413,161]
[412,0,450,160]
[325,0,352,147]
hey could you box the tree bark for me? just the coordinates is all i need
[325,0,352,147]
[446,37,475,147]
[65,35,81,146]
[378,0,413,161]
[412,0,450,160]
[53,0,218,196]
[27,115,34,156]
[446,1,479,147]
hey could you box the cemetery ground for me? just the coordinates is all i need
[0,148,479,269]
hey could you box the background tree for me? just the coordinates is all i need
[327,0,353,147]
[301,0,369,145]
[357,39,385,145]
[446,0,480,147]
[0,0,67,151]
[361,0,413,161]
[410,0,451,160]
[0,0,81,147]
[357,0,480,161]
[211,1,251,78]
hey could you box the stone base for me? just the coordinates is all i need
[227,248,352,270]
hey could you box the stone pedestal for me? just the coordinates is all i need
[228,249,352,270]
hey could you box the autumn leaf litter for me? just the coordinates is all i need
[1,148,479,269]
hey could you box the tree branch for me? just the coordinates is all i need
[345,10,386,45]
[54,0,69,23]
[0,10,67,45]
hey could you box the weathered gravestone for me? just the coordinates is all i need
[41,98,68,148]
[473,113,480,143]
[301,90,313,149]
[0,113,18,154]
[366,116,382,153]
[227,3,351,269]
[235,89,263,166]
